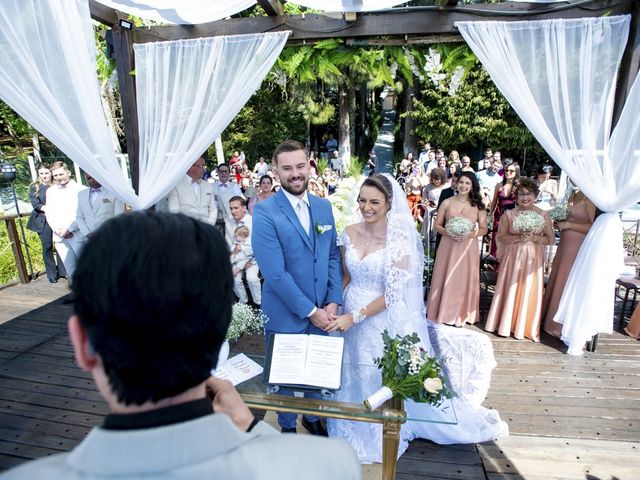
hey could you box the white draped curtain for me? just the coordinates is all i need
[0,1,289,210]
[93,0,410,24]
[457,16,640,354]
[134,32,290,208]
[94,0,256,25]
[0,0,138,206]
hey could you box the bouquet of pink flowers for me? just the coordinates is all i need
[364,330,453,410]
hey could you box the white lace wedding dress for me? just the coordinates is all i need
[327,230,508,464]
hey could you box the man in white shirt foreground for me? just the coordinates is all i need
[167,157,218,225]
[0,212,360,480]
[45,161,86,281]
[76,171,126,239]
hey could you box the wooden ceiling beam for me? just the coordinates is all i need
[257,0,285,16]
[131,1,634,44]
[89,0,119,26]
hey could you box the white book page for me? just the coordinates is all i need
[303,335,344,389]
[267,334,309,385]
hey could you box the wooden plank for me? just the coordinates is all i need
[256,0,284,16]
[88,0,118,26]
[0,400,103,428]
[111,21,140,192]
[0,439,61,461]
[3,219,29,285]
[131,1,634,44]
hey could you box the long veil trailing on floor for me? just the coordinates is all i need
[382,173,508,445]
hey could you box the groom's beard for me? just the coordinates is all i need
[281,175,309,196]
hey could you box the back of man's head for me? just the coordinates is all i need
[72,212,233,405]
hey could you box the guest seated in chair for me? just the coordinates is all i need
[0,212,360,480]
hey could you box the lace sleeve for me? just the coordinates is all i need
[337,228,349,247]
[384,227,411,309]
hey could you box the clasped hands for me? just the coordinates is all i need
[310,303,353,333]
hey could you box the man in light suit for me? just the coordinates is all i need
[45,161,86,282]
[0,212,360,480]
[211,163,243,236]
[76,172,126,239]
[252,140,342,435]
[167,157,217,225]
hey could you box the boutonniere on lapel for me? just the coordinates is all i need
[315,223,333,235]
[102,198,112,204]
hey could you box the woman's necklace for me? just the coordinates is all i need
[365,237,386,247]
[362,228,386,247]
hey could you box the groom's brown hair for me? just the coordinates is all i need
[272,140,307,166]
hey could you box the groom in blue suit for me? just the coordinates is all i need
[253,140,342,435]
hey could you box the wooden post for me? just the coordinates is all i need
[111,19,140,193]
[612,0,640,127]
[4,217,30,284]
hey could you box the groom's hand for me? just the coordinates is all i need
[309,308,333,329]
[324,303,339,316]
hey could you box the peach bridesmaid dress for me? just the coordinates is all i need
[427,205,481,327]
[542,197,592,337]
[624,304,640,339]
[484,208,551,341]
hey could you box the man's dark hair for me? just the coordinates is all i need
[217,163,230,172]
[229,195,247,208]
[272,140,306,166]
[72,212,233,405]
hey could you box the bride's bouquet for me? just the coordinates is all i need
[364,330,453,411]
[513,210,545,234]
[444,216,473,237]
[547,204,569,222]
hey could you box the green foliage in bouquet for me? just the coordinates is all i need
[367,330,453,409]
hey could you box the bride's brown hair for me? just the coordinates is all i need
[361,174,393,210]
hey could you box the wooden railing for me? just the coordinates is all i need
[1,214,31,285]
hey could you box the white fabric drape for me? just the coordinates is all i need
[93,0,256,25]
[0,0,137,205]
[457,16,640,354]
[290,1,409,12]
[134,32,290,208]
[93,0,410,24]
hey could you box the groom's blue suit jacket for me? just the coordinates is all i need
[252,189,342,334]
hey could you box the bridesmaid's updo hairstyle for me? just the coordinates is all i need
[459,171,483,209]
[514,176,540,197]
[361,174,393,211]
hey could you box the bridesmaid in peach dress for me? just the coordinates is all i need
[428,172,488,326]
[484,177,554,341]
[542,190,595,337]
[624,303,640,339]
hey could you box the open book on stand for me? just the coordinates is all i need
[264,333,344,391]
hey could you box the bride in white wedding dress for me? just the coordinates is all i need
[325,174,508,464]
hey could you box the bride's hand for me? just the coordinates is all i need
[325,313,354,333]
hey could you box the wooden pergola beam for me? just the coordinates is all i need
[89,0,118,26]
[257,0,285,16]
[131,1,634,44]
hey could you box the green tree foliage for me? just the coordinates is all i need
[214,80,306,165]
[407,48,545,161]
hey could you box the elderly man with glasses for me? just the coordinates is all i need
[167,157,218,225]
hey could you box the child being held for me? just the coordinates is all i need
[230,225,254,277]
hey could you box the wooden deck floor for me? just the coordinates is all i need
[0,278,638,479]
